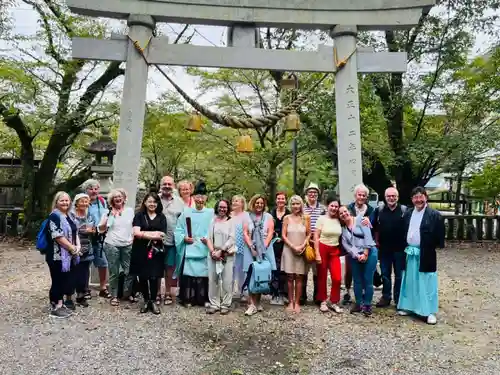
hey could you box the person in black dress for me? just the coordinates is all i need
[130,192,167,314]
[270,192,290,305]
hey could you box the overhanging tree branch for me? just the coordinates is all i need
[25,0,65,65]
[71,61,125,132]
[174,24,189,44]
[43,0,74,36]
[0,103,33,151]
[412,10,452,141]
[406,8,430,60]
[50,166,92,194]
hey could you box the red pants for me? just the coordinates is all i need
[316,242,342,303]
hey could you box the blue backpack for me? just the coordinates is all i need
[247,257,273,294]
[36,219,51,254]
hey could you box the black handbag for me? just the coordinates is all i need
[373,269,383,287]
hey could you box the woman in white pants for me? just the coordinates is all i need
[206,199,236,314]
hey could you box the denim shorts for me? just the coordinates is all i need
[92,243,108,268]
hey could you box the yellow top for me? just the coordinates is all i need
[316,215,342,246]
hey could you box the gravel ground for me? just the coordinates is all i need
[0,241,498,375]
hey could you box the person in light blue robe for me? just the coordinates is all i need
[397,186,444,325]
[174,180,214,307]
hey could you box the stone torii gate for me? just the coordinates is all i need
[67,0,435,205]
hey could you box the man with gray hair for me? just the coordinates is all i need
[158,175,184,305]
[82,179,111,298]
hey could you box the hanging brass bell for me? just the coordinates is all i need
[281,78,297,90]
[185,112,203,132]
[281,73,299,90]
[236,135,254,153]
[284,111,300,132]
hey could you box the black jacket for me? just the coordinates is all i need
[402,206,445,273]
[372,204,407,252]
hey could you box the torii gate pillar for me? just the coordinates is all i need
[113,15,155,207]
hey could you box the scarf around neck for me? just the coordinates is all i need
[250,213,266,257]
[53,209,79,272]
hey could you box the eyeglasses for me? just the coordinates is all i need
[386,195,398,198]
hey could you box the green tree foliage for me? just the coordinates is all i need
[175,4,499,203]
[0,0,124,234]
[442,46,500,170]
[301,1,499,202]
[0,0,14,36]
[1,0,499,236]
[467,157,500,200]
[0,1,192,235]
[140,100,268,199]
[183,28,336,204]
[364,0,500,201]
[186,66,335,204]
[439,46,500,211]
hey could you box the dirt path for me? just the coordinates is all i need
[0,242,498,375]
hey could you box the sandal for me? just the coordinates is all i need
[164,296,173,306]
[110,298,119,306]
[319,301,329,313]
[84,291,92,300]
[99,289,112,299]
[128,295,138,303]
[156,295,162,306]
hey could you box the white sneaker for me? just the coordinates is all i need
[270,296,284,306]
[397,310,409,316]
[245,305,258,316]
[329,303,343,313]
[427,314,437,325]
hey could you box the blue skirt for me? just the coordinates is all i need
[397,245,438,316]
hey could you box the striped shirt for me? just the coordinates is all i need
[304,202,326,233]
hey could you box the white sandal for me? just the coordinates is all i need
[319,302,329,313]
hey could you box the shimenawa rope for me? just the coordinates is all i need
[128,35,355,129]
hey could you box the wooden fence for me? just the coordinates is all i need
[0,209,499,241]
[444,215,500,241]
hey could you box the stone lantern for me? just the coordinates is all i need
[84,127,116,196]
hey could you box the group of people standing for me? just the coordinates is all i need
[42,176,445,325]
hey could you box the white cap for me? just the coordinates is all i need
[74,193,90,203]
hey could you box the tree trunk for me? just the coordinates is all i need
[363,158,393,202]
[395,163,417,206]
[23,176,52,238]
[23,134,89,237]
[20,141,39,237]
[266,162,279,208]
